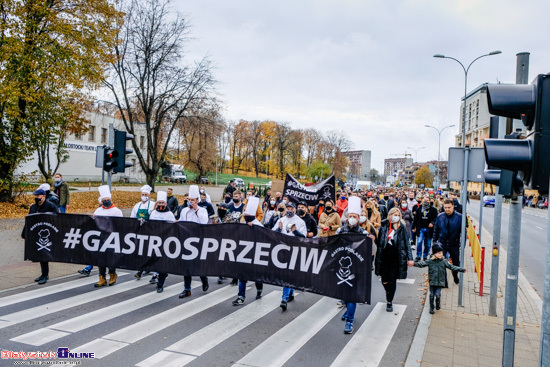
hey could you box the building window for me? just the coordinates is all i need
[140,136,145,149]
[88,126,95,142]
[101,128,107,144]
[75,132,82,140]
[132,158,136,173]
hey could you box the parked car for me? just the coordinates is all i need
[483,195,495,207]
[233,178,245,188]
[201,177,209,185]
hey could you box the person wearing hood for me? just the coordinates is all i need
[232,197,264,305]
[38,183,60,209]
[21,188,59,285]
[297,201,318,238]
[93,185,123,287]
[132,185,156,280]
[178,185,210,298]
[375,207,414,312]
[148,191,176,293]
[199,186,212,203]
[399,200,414,241]
[412,197,438,261]
[273,201,307,311]
[53,173,70,213]
[318,199,342,237]
[414,244,466,314]
[337,197,377,334]
[336,193,348,217]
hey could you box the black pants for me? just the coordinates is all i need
[382,281,397,303]
[40,262,49,277]
[157,272,168,287]
[99,267,116,277]
[442,245,461,281]
[184,276,208,290]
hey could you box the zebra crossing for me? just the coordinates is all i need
[1,273,419,367]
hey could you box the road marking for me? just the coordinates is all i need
[233,296,342,367]
[331,302,406,367]
[10,281,197,346]
[0,277,146,329]
[535,226,543,230]
[0,272,129,308]
[136,291,283,367]
[397,278,415,284]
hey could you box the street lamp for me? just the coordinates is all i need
[433,50,502,307]
[406,146,425,162]
[424,125,455,189]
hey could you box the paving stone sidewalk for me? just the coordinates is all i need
[418,217,542,367]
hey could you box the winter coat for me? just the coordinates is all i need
[412,205,438,237]
[433,211,463,247]
[318,211,342,237]
[375,219,413,279]
[400,208,414,238]
[414,257,465,287]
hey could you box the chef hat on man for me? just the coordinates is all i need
[98,185,112,200]
[189,185,200,199]
[348,196,362,216]
[140,185,152,194]
[157,191,167,202]
[244,196,259,216]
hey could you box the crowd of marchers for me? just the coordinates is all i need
[22,175,467,335]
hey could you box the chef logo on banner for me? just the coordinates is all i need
[283,173,335,206]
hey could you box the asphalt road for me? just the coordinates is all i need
[467,199,548,297]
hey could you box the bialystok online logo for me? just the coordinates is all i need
[1,348,95,360]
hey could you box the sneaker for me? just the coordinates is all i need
[341,312,347,321]
[280,300,287,311]
[411,244,416,250]
[386,302,393,312]
[232,297,245,306]
[37,276,48,285]
[202,282,209,292]
[344,321,354,334]
[255,292,262,300]
[179,290,191,298]
[143,271,151,276]
[217,277,224,284]
[149,275,158,284]
[415,257,421,262]
[288,293,294,302]
[156,286,163,293]
[78,269,91,276]
[337,300,346,308]
[135,271,142,279]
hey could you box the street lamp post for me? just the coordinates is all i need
[406,146,425,163]
[424,125,455,189]
[433,50,501,309]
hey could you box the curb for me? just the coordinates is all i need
[404,288,431,367]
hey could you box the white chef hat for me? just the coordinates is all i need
[38,183,51,192]
[348,196,362,215]
[244,196,259,216]
[98,185,112,200]
[157,191,167,202]
[189,185,200,199]
[140,185,152,194]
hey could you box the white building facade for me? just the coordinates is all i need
[455,84,492,148]
[16,111,148,183]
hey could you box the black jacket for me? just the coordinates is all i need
[21,199,58,238]
[375,220,413,279]
[198,200,215,217]
[433,211,463,247]
[300,213,318,237]
[412,205,438,236]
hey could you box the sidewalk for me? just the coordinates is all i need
[411,217,542,367]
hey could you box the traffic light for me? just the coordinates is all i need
[113,130,134,173]
[103,147,118,172]
[484,73,550,194]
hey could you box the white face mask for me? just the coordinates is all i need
[401,203,407,208]
[359,215,367,224]
[392,215,400,223]
[54,177,61,182]
[270,200,276,205]
[282,199,287,205]
[141,195,149,202]
[348,217,358,227]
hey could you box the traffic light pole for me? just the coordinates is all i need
[478,181,484,244]
[488,189,502,316]
[502,196,522,366]
[541,187,550,365]
[108,122,114,190]
[458,148,469,307]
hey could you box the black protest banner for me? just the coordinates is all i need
[25,213,372,303]
[283,173,335,206]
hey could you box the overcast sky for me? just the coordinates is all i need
[177,0,550,171]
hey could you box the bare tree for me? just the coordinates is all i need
[302,128,321,167]
[104,0,216,190]
[273,122,293,179]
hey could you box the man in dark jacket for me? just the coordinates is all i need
[21,189,58,284]
[412,197,438,261]
[166,187,179,215]
[433,199,463,284]
[297,201,317,238]
[198,192,215,217]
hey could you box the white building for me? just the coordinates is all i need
[455,84,492,148]
[16,111,148,183]
[343,150,372,180]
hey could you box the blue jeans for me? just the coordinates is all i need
[84,265,93,272]
[417,228,432,259]
[59,206,66,213]
[238,280,263,298]
[342,302,356,323]
[282,287,294,301]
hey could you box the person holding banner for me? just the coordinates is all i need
[232,197,264,305]
[375,207,414,312]
[132,185,155,281]
[336,197,377,334]
[273,201,307,311]
[318,200,342,237]
[297,201,317,238]
[93,185,123,287]
[149,191,175,293]
[178,185,210,298]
